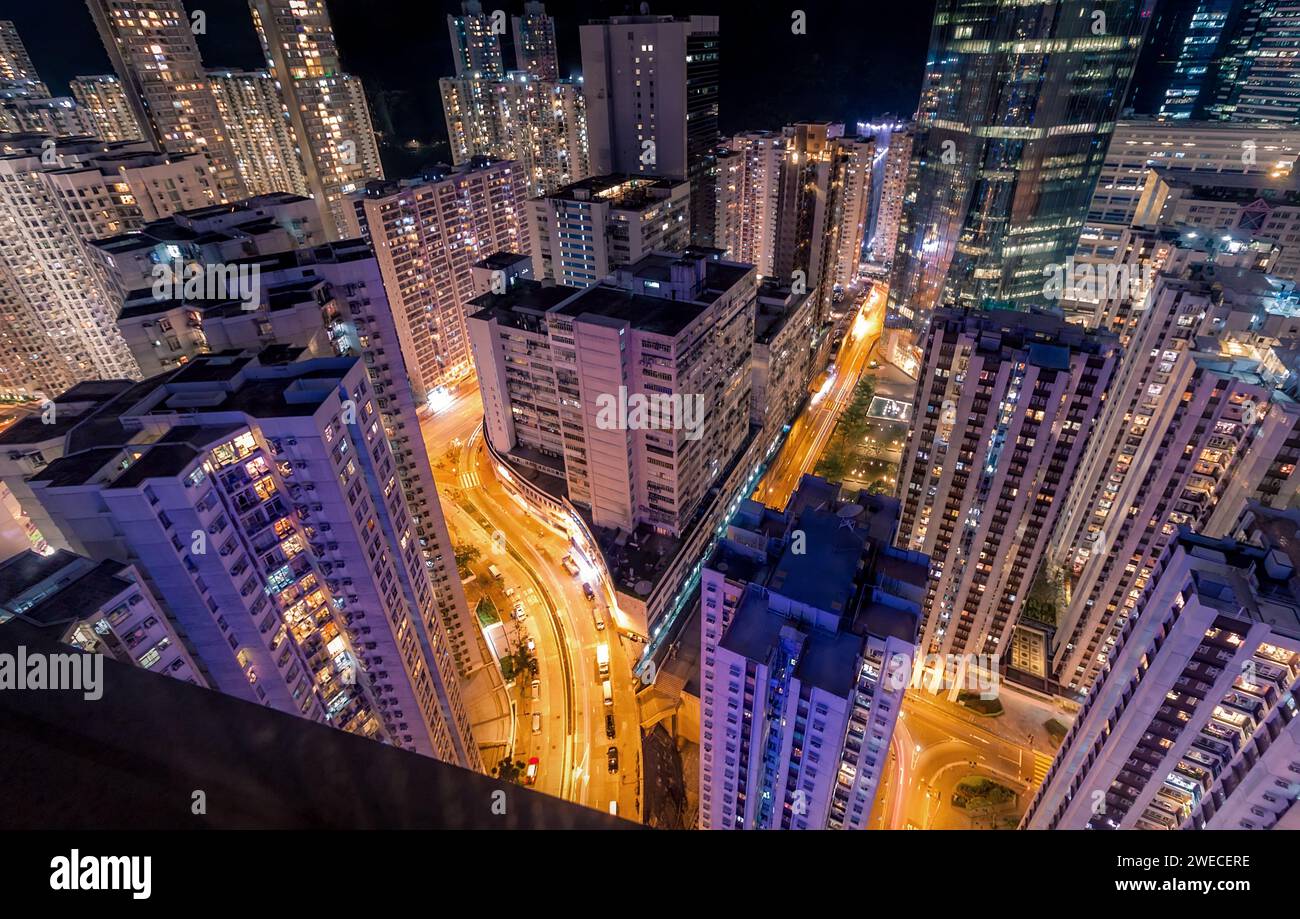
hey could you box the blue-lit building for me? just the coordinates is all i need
[698,476,928,829]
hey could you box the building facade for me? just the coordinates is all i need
[527,173,689,287]
[439,72,588,198]
[0,136,223,392]
[897,308,1119,666]
[248,0,384,240]
[700,477,926,829]
[87,0,246,202]
[888,0,1150,328]
[69,74,144,142]
[207,69,311,199]
[20,350,482,768]
[580,15,721,247]
[0,547,207,687]
[345,159,530,399]
[468,248,756,537]
[1024,518,1300,830]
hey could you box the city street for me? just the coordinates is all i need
[876,687,1066,830]
[753,282,887,508]
[420,387,643,819]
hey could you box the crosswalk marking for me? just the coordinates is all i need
[1032,751,1053,787]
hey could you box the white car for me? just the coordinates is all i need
[526,637,536,652]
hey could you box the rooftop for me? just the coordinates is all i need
[768,506,869,617]
[719,586,863,698]
[9,560,131,629]
[545,173,684,210]
[554,284,709,337]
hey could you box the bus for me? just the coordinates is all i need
[595,643,610,678]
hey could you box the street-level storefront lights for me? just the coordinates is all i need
[425,386,453,414]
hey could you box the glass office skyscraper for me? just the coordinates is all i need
[887,0,1152,330]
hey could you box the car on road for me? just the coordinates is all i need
[505,586,516,598]
[525,636,535,652]
[605,713,616,739]
[561,555,580,577]
[530,679,540,701]
[524,757,539,785]
[528,657,539,676]
[582,581,595,601]
[606,746,619,774]
[531,712,542,734]
[513,601,526,621]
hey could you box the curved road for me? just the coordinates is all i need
[420,389,642,818]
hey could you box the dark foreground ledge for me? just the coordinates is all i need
[0,620,630,830]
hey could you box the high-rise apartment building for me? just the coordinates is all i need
[580,15,721,247]
[88,192,324,306]
[820,133,873,311]
[888,0,1149,328]
[1024,517,1300,830]
[0,84,92,137]
[69,74,144,142]
[248,0,384,240]
[467,248,755,537]
[527,173,690,287]
[448,0,505,78]
[86,0,246,201]
[867,124,912,272]
[19,349,482,768]
[345,158,529,399]
[1128,167,1300,283]
[0,136,221,392]
[0,20,44,91]
[1078,119,1300,264]
[700,476,927,829]
[717,124,871,317]
[0,547,207,687]
[897,308,1119,665]
[207,69,311,199]
[751,281,816,433]
[439,72,588,198]
[713,131,783,277]
[89,197,479,675]
[513,1,559,81]
[1046,262,1300,693]
[0,24,86,138]
[438,4,586,198]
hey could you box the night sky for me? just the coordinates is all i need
[7,0,934,175]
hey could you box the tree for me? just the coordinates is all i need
[512,647,536,678]
[454,544,481,577]
[494,757,526,784]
